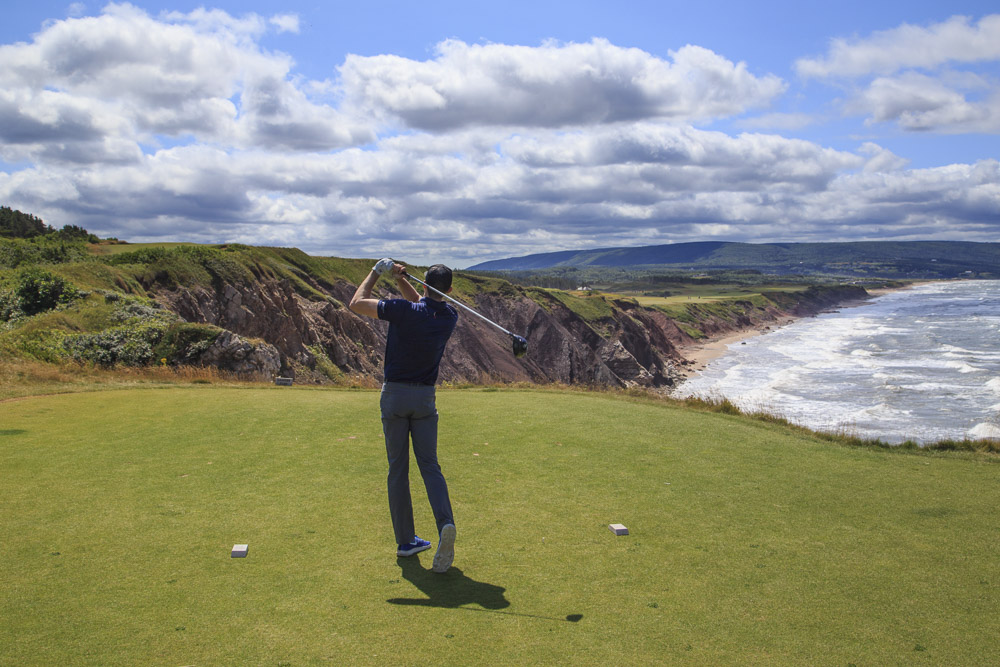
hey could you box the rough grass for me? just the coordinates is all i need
[2,387,998,665]
[546,289,616,322]
[86,242,200,256]
[0,357,271,401]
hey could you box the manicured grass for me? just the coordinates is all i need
[86,242,201,256]
[611,284,811,307]
[2,387,998,665]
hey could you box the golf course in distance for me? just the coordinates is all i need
[2,385,998,665]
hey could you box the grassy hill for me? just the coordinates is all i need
[468,241,1000,279]
[3,238,876,390]
[0,241,516,375]
[2,386,998,665]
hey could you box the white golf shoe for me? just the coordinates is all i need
[432,524,456,573]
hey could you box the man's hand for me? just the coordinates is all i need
[392,263,421,302]
[373,258,395,275]
[350,260,419,316]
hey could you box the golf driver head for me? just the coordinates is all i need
[511,334,528,358]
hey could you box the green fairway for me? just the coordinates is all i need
[2,387,998,665]
[85,242,202,256]
[610,284,811,307]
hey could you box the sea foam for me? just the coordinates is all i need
[675,280,1000,444]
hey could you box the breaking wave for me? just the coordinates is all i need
[675,281,1000,445]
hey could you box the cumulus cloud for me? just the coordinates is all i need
[1,6,998,266]
[796,14,1000,78]
[238,72,374,150]
[270,14,300,34]
[0,2,371,164]
[340,38,786,130]
[5,140,998,265]
[4,115,999,266]
[858,143,909,173]
[795,14,1000,134]
[848,71,999,133]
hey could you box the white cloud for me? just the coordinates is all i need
[0,2,372,162]
[849,72,999,133]
[340,39,785,130]
[270,14,300,34]
[0,88,142,164]
[794,14,1000,135]
[237,72,374,150]
[159,5,269,42]
[1,6,997,266]
[796,14,1000,78]
[4,117,998,266]
[858,143,909,173]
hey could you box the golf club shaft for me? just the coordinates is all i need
[403,272,515,337]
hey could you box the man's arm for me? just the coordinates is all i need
[392,263,421,302]
[349,270,381,319]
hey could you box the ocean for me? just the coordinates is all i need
[673,280,1000,444]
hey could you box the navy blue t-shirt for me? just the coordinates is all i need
[378,297,458,385]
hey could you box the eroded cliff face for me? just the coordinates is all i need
[156,278,385,379]
[149,277,868,388]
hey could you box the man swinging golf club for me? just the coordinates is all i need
[350,258,458,573]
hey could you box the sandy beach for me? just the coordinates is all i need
[672,283,916,382]
[674,316,798,381]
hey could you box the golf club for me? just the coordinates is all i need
[403,271,528,358]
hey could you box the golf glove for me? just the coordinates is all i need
[373,258,394,275]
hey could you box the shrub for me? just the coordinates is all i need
[175,245,254,285]
[0,287,21,322]
[0,237,91,268]
[15,267,80,315]
[102,247,171,266]
[62,325,164,366]
[307,344,344,381]
[717,398,741,415]
[153,322,222,363]
[51,225,99,243]
[15,329,70,363]
[109,298,175,326]
[0,239,37,268]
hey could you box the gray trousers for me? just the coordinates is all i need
[380,382,454,545]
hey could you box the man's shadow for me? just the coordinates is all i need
[388,557,510,610]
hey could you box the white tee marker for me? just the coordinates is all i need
[609,524,629,536]
[231,544,249,558]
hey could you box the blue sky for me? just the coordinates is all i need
[1,1,998,267]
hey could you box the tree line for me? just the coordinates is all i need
[1,206,99,242]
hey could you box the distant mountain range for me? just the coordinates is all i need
[467,241,1000,278]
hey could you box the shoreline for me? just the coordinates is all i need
[674,316,797,381]
[671,282,924,384]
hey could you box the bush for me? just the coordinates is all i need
[0,239,37,268]
[154,322,222,364]
[109,299,175,326]
[14,329,70,363]
[102,247,170,266]
[0,287,21,322]
[15,267,80,316]
[62,325,164,366]
[0,237,92,268]
[52,225,99,243]
[175,245,254,285]
[717,398,741,415]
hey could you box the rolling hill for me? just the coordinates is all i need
[467,241,1000,278]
